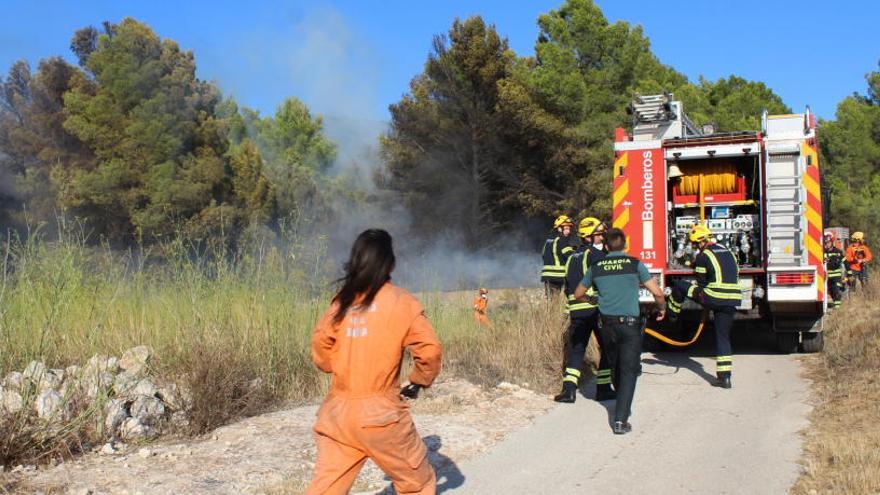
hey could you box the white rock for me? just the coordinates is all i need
[104,398,129,432]
[23,361,48,380]
[497,381,519,391]
[99,442,117,456]
[119,417,156,440]
[133,378,159,398]
[82,370,114,399]
[64,365,81,379]
[38,371,62,392]
[34,390,63,419]
[68,488,93,495]
[114,372,140,396]
[157,383,187,409]
[1,388,23,413]
[84,355,119,375]
[130,396,165,426]
[137,448,154,459]
[2,371,24,390]
[119,346,151,375]
[51,369,66,382]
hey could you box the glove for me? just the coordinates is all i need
[400,383,422,400]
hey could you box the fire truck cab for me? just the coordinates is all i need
[612,93,826,353]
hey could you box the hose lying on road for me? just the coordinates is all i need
[644,310,709,347]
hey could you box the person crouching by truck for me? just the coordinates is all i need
[573,228,666,435]
[541,215,576,297]
[306,229,442,495]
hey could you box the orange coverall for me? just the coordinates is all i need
[846,243,873,272]
[473,296,491,327]
[307,283,443,495]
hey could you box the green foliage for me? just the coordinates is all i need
[0,18,338,248]
[821,63,880,234]
[381,17,515,246]
[382,0,795,231]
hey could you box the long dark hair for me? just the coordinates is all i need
[332,229,396,324]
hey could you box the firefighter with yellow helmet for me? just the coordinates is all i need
[541,215,576,295]
[667,224,742,389]
[555,217,614,403]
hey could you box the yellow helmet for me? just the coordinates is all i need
[578,217,605,238]
[553,215,574,229]
[852,231,865,242]
[689,224,712,243]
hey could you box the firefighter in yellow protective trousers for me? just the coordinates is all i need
[541,215,576,296]
[554,217,614,403]
[667,225,741,389]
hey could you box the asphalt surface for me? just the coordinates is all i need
[445,326,812,495]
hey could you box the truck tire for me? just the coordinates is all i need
[800,331,825,353]
[775,332,799,354]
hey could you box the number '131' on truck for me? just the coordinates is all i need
[613,93,828,353]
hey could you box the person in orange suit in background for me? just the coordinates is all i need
[306,229,443,495]
[473,288,492,327]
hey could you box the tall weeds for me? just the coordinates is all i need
[793,277,880,495]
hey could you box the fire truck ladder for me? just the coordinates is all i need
[765,165,805,266]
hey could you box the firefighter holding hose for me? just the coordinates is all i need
[554,217,614,403]
[667,224,741,389]
[541,215,576,296]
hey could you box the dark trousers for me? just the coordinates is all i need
[670,281,734,377]
[562,313,612,390]
[544,280,564,297]
[828,275,843,307]
[599,319,643,423]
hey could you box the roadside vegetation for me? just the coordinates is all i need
[793,277,880,495]
[0,232,564,468]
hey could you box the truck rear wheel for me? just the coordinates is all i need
[800,331,824,353]
[775,332,799,354]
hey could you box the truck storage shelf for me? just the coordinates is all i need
[672,199,757,208]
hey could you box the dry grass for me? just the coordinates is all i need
[792,277,880,495]
[0,233,568,467]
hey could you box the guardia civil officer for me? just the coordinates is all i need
[573,228,665,435]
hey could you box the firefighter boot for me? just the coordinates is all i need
[553,383,577,403]
[612,421,632,435]
[595,369,615,401]
[714,375,732,389]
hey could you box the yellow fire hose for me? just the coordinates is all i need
[644,310,709,347]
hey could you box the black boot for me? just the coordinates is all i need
[595,387,616,402]
[612,421,632,435]
[714,375,732,389]
[554,383,577,403]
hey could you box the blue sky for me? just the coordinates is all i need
[1,0,877,126]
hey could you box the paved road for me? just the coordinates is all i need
[446,329,811,495]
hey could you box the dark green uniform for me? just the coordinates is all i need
[668,243,741,379]
[581,252,650,425]
[825,245,844,308]
[542,234,576,294]
[560,245,611,394]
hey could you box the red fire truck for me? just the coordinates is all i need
[612,93,827,352]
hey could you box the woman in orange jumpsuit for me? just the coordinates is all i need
[307,229,443,495]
